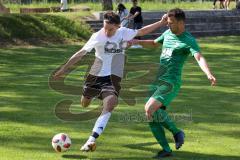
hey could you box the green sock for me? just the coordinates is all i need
[154,108,181,135]
[149,121,172,152]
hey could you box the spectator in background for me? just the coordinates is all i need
[126,0,143,30]
[237,0,240,9]
[117,3,129,27]
[224,0,231,10]
[125,0,143,48]
[213,0,217,9]
[213,0,225,9]
[60,0,68,12]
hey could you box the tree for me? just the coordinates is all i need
[102,0,113,11]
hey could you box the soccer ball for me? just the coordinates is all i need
[52,133,71,152]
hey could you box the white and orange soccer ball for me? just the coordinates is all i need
[51,133,71,152]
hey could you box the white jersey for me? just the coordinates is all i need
[82,27,138,78]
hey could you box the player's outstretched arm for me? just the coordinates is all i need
[137,14,168,37]
[53,49,87,80]
[129,39,160,48]
[194,53,217,86]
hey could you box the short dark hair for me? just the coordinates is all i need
[167,8,186,21]
[103,11,120,25]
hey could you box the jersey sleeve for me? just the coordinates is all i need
[81,33,99,52]
[189,38,201,56]
[154,30,167,44]
[122,27,138,41]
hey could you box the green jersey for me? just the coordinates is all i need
[155,29,200,84]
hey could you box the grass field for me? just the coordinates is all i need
[0,36,240,160]
[5,1,237,12]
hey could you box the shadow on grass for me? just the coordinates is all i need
[62,154,87,159]
[121,142,240,160]
[88,152,240,160]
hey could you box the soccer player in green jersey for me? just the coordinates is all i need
[131,8,216,158]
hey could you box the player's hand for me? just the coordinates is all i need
[207,74,216,86]
[160,14,168,26]
[145,110,152,120]
[53,67,66,80]
[145,105,153,120]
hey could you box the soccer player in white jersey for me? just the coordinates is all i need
[53,11,167,152]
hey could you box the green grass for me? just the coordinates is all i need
[137,1,236,11]
[5,1,237,12]
[0,36,240,160]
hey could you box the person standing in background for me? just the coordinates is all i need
[126,0,143,30]
[213,0,225,9]
[117,3,129,27]
[237,0,240,9]
[125,0,143,48]
[60,0,68,12]
[224,0,231,10]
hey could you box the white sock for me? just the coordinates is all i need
[87,136,96,143]
[90,112,112,140]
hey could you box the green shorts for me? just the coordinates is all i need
[149,80,181,107]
